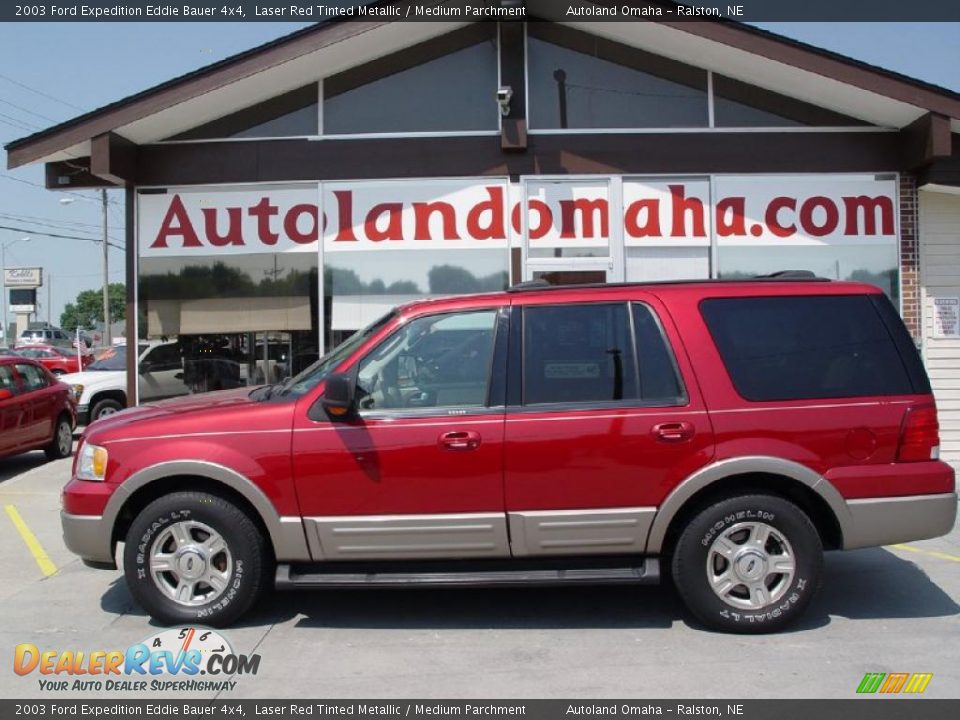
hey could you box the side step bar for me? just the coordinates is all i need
[275,558,659,590]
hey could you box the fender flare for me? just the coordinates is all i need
[104,460,311,562]
[644,456,852,553]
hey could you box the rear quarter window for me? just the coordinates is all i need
[700,295,915,401]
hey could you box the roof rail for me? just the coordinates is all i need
[754,270,826,280]
[507,279,551,292]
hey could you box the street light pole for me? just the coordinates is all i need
[101,189,111,346]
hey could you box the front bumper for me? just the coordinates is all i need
[843,492,958,549]
[76,404,90,426]
[61,511,116,569]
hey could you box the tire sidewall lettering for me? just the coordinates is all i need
[130,507,245,617]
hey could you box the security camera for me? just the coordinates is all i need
[497,85,513,116]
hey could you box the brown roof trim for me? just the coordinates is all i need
[660,19,960,120]
[7,7,960,169]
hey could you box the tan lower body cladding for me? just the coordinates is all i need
[302,509,656,561]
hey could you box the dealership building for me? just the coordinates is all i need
[6,8,960,458]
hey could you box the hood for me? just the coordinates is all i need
[60,369,124,388]
[83,386,269,440]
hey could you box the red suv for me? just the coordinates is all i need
[61,278,957,632]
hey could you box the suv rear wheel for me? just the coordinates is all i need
[671,494,822,633]
[123,492,270,627]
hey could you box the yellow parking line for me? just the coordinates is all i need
[4,505,57,577]
[891,543,960,563]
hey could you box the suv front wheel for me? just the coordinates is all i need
[123,491,270,627]
[671,494,822,633]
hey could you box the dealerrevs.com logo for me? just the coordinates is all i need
[856,672,933,694]
[13,627,260,693]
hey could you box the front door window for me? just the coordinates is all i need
[356,310,498,413]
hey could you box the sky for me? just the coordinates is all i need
[0,21,957,330]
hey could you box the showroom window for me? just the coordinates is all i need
[323,25,499,135]
[167,85,319,140]
[712,75,868,127]
[138,252,319,401]
[526,24,708,130]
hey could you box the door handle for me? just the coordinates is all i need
[652,421,695,443]
[438,430,482,451]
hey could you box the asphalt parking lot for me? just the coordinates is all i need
[0,448,958,700]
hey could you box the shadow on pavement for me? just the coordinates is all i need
[0,451,51,485]
[97,546,958,633]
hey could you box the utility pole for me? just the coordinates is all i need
[101,189,111,346]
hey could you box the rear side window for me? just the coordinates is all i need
[701,295,914,401]
[523,303,637,405]
[15,363,48,392]
[632,304,685,404]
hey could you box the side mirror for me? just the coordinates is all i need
[321,372,356,419]
[0,388,13,401]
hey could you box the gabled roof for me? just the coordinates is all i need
[6,1,960,170]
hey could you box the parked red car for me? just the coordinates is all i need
[61,277,956,632]
[0,357,76,461]
[15,344,92,376]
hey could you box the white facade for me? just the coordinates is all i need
[920,190,960,466]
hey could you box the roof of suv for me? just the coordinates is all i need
[396,278,886,317]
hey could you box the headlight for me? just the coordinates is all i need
[76,443,108,482]
[72,384,84,401]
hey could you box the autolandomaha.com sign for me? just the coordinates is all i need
[137,176,897,257]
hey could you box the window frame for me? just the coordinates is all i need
[351,307,506,420]
[510,300,687,412]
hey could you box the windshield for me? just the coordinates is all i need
[277,311,396,398]
[87,345,149,371]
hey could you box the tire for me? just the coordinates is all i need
[123,492,270,627]
[90,398,123,422]
[671,494,822,633]
[44,414,74,460]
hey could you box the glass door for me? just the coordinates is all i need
[520,176,623,285]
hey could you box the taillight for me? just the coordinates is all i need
[897,404,940,462]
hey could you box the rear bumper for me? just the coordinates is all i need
[61,511,116,569]
[843,492,958,549]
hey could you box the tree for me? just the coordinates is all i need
[60,283,125,332]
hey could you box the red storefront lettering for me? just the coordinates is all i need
[715,196,746,237]
[624,198,661,237]
[765,197,797,238]
[151,194,202,249]
[284,204,319,244]
[669,185,706,237]
[842,195,894,235]
[364,203,404,242]
[466,187,506,240]
[333,190,358,242]
[202,207,244,247]
[799,196,839,237]
[559,198,608,239]
[248,197,280,245]
[412,201,461,241]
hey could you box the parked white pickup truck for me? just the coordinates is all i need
[60,342,189,425]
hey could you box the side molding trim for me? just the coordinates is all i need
[644,456,852,554]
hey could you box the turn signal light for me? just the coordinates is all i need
[897,404,940,462]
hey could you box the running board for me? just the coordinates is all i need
[275,558,660,590]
